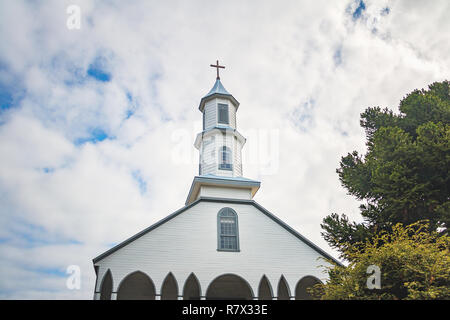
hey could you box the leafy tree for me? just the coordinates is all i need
[312,222,450,300]
[321,81,450,260]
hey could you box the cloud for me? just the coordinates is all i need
[0,0,449,299]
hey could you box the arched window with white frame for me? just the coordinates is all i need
[217,208,239,252]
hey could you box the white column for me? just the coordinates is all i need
[111,293,117,300]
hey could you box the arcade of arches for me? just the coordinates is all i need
[99,271,322,300]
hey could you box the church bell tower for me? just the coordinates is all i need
[186,61,260,205]
[195,60,245,178]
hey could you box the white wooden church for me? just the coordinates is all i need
[92,62,340,300]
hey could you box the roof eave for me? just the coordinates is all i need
[185,175,260,205]
[198,93,240,112]
[194,127,246,149]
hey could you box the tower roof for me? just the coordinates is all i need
[205,78,231,96]
[198,79,240,112]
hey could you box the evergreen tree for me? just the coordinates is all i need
[321,81,450,260]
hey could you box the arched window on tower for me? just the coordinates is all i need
[217,208,239,251]
[219,146,232,170]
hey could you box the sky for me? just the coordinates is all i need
[0,0,448,299]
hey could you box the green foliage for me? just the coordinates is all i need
[322,81,450,260]
[313,222,450,300]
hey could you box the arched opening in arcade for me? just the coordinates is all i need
[206,274,253,300]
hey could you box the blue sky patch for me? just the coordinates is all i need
[125,109,134,119]
[87,57,112,82]
[8,220,82,248]
[0,74,25,112]
[132,170,147,194]
[42,167,55,174]
[75,127,109,145]
[291,99,315,132]
[126,92,133,102]
[352,0,366,20]
[124,91,137,119]
[32,267,67,278]
[64,66,87,87]
[87,67,111,82]
[333,46,343,66]
[0,86,13,110]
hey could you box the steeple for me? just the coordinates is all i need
[195,65,244,177]
[186,61,260,205]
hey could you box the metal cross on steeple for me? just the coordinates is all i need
[210,60,225,80]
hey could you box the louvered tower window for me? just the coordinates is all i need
[218,103,229,124]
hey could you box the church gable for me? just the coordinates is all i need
[93,198,337,266]
[93,198,338,296]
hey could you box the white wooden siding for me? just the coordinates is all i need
[198,185,251,200]
[234,137,243,176]
[200,130,244,177]
[230,102,237,129]
[94,201,331,298]
[200,136,216,175]
[204,100,216,130]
